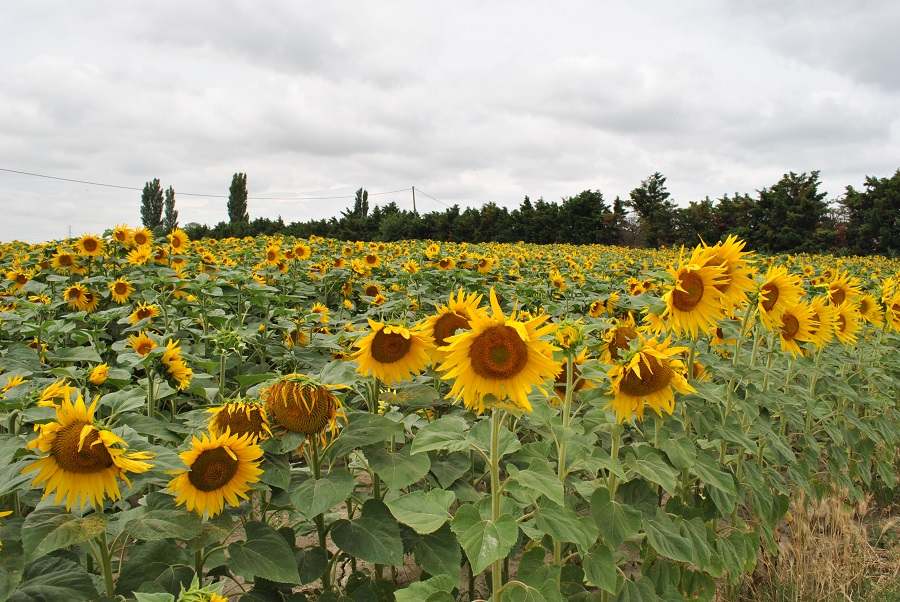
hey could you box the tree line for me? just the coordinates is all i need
[148,169,900,256]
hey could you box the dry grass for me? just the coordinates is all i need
[732,490,900,602]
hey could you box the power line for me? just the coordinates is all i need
[0,168,411,201]
[413,187,453,209]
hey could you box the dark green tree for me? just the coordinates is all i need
[227,173,249,224]
[560,189,616,244]
[140,178,164,230]
[672,197,719,247]
[628,172,676,247]
[751,171,829,253]
[163,186,179,233]
[840,169,900,255]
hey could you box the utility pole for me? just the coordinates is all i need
[411,186,417,214]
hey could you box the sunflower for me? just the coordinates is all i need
[776,302,816,358]
[128,331,157,356]
[833,300,862,346]
[167,430,263,518]
[126,246,151,266]
[363,253,381,268]
[600,314,639,364]
[160,339,193,390]
[699,235,757,308]
[108,277,135,304]
[22,394,154,510]
[589,299,605,318]
[37,379,77,407]
[285,326,309,349]
[605,336,694,424]
[363,282,381,298]
[206,400,272,443]
[51,248,80,272]
[807,295,836,350]
[425,289,484,363]
[75,234,105,257]
[553,347,595,404]
[63,283,89,311]
[661,246,727,339]
[5,269,30,291]
[436,257,456,271]
[168,229,189,253]
[310,302,330,324]
[352,320,434,386]
[89,363,110,385]
[129,302,161,325]
[757,266,804,331]
[884,293,900,332]
[292,242,311,261]
[130,227,154,248]
[81,289,100,313]
[437,288,560,414]
[111,224,132,245]
[857,292,884,328]
[825,270,862,306]
[264,373,346,449]
[263,244,283,266]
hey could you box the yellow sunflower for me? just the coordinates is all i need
[167,430,263,518]
[63,283,89,310]
[130,227,154,248]
[437,288,560,414]
[22,394,154,510]
[600,314,639,364]
[0,510,11,550]
[699,235,757,308]
[605,336,694,424]
[51,248,80,272]
[129,302,161,325]
[425,289,484,363]
[108,277,135,304]
[37,379,77,407]
[884,293,900,332]
[264,373,347,449]
[553,347,595,404]
[81,289,100,313]
[833,300,862,346]
[757,266,804,331]
[436,257,456,271]
[807,295,836,350]
[128,331,157,356]
[75,234,105,257]
[206,400,272,443]
[310,302,330,324]
[168,229,189,253]
[89,363,110,385]
[661,246,727,339]
[776,302,816,358]
[352,320,434,386]
[857,292,884,328]
[126,246,151,266]
[111,224,132,245]
[160,339,193,390]
[825,270,862,306]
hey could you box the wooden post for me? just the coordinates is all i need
[412,186,417,214]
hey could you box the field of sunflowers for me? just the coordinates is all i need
[1,226,899,602]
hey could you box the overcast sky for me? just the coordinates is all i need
[2,1,899,243]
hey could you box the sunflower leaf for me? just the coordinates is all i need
[290,469,355,519]
[45,346,102,364]
[386,489,455,534]
[410,414,471,455]
[228,521,302,585]
[411,523,463,578]
[325,413,404,460]
[590,488,642,549]
[330,500,404,567]
[117,538,192,596]
[10,556,98,602]
[507,459,565,506]
[365,444,431,491]
[21,507,108,563]
[394,574,456,602]
[450,504,518,574]
[533,501,599,552]
[124,509,203,542]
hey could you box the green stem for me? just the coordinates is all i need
[554,357,575,570]
[490,408,504,602]
[97,530,115,598]
[310,443,332,591]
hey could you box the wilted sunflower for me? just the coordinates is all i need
[425,289,483,363]
[437,288,560,414]
[108,277,134,304]
[22,394,154,510]
[605,337,694,424]
[264,373,347,449]
[206,400,272,443]
[75,234,105,257]
[757,266,804,331]
[661,246,727,339]
[167,430,263,518]
[352,320,434,386]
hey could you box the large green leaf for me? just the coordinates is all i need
[450,504,518,574]
[582,546,617,594]
[625,446,678,495]
[386,489,455,534]
[467,417,521,458]
[691,452,735,495]
[508,459,565,506]
[411,523,462,578]
[9,556,98,602]
[258,452,292,489]
[228,521,302,585]
[643,509,694,564]
[658,427,697,470]
[612,577,657,602]
[590,488,642,549]
[325,413,404,459]
[117,539,192,596]
[0,540,25,600]
[45,346,102,363]
[330,499,404,567]
[533,502,598,552]
[365,444,431,491]
[394,574,456,602]
[289,469,355,519]
[410,415,470,455]
[125,508,203,542]
[21,507,108,563]
[429,451,471,489]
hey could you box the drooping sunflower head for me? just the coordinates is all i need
[437,288,560,414]
[605,336,694,424]
[206,400,272,443]
[22,394,154,510]
[167,430,263,518]
[264,373,346,448]
[661,246,727,339]
[352,320,434,386]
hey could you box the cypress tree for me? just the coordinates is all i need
[228,173,249,224]
[163,186,179,232]
[140,178,164,229]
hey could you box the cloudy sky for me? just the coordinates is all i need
[2,1,899,243]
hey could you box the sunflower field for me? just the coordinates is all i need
[1,227,899,602]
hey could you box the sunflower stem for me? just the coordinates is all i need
[490,407,504,602]
[310,443,333,591]
[553,355,575,571]
[96,530,115,598]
